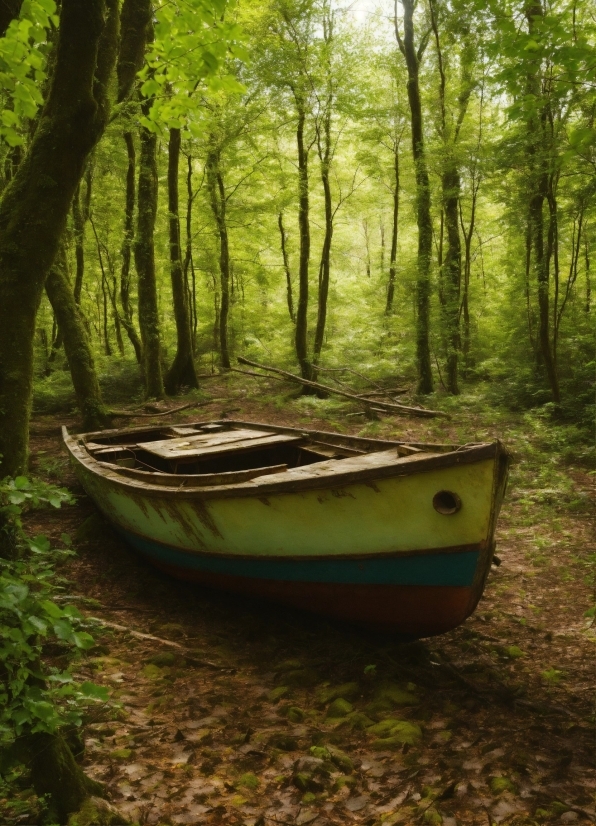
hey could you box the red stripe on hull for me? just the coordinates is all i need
[150,559,475,637]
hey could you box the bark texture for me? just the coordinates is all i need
[117,0,152,103]
[29,732,104,824]
[294,96,312,382]
[396,0,433,394]
[206,146,231,369]
[135,102,165,398]
[0,0,119,477]
[165,127,198,393]
[45,244,111,430]
[278,212,295,323]
[120,131,143,362]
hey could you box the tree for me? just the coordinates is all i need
[0,0,120,478]
[395,0,434,394]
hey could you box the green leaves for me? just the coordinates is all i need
[0,0,57,146]
[140,0,247,134]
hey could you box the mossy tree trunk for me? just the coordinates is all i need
[0,0,119,478]
[135,102,165,399]
[312,96,333,381]
[165,127,198,393]
[72,163,92,305]
[119,131,143,364]
[28,732,104,825]
[396,0,433,395]
[45,243,111,430]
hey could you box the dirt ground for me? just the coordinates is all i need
[17,378,596,825]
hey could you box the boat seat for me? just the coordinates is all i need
[135,429,301,463]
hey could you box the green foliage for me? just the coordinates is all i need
[0,0,57,146]
[141,0,246,134]
[0,477,108,754]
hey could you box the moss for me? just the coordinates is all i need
[286,706,305,723]
[371,721,422,749]
[146,651,177,667]
[109,748,132,760]
[237,772,260,790]
[68,796,130,825]
[326,698,353,718]
[267,686,289,703]
[422,806,442,825]
[490,776,515,794]
[316,682,360,706]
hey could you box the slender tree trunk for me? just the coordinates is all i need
[72,164,92,304]
[278,211,295,323]
[442,164,462,394]
[165,127,198,393]
[120,131,143,363]
[206,147,231,369]
[396,0,433,394]
[183,153,198,350]
[525,1,560,403]
[0,0,119,477]
[135,101,164,398]
[386,142,400,314]
[45,243,111,429]
[312,105,333,376]
[585,232,591,313]
[294,97,311,381]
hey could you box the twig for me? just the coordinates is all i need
[237,356,448,419]
[87,617,233,671]
[109,399,218,418]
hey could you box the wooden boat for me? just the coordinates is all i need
[63,420,510,638]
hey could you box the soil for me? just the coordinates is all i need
[14,378,596,825]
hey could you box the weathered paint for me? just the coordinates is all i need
[74,459,496,560]
[63,422,509,636]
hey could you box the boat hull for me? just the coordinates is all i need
[64,423,509,637]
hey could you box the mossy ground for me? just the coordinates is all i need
[4,373,594,825]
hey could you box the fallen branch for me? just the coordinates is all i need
[237,356,448,419]
[229,366,286,383]
[109,399,218,418]
[87,617,233,671]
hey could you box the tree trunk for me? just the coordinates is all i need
[397,0,433,394]
[525,0,560,403]
[72,163,92,304]
[385,143,400,314]
[312,101,333,379]
[0,0,119,478]
[135,105,165,399]
[45,244,111,430]
[294,97,311,382]
[165,127,198,393]
[28,731,104,825]
[120,131,143,363]
[206,149,231,370]
[183,153,198,351]
[278,211,295,323]
[442,164,462,394]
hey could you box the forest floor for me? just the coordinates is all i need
[5,373,595,826]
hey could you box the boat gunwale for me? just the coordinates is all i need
[63,421,504,500]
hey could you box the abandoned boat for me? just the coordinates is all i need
[63,420,510,637]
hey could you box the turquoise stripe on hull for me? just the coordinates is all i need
[115,527,479,587]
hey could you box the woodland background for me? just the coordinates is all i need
[1,0,592,438]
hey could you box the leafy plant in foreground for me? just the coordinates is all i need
[0,475,112,823]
